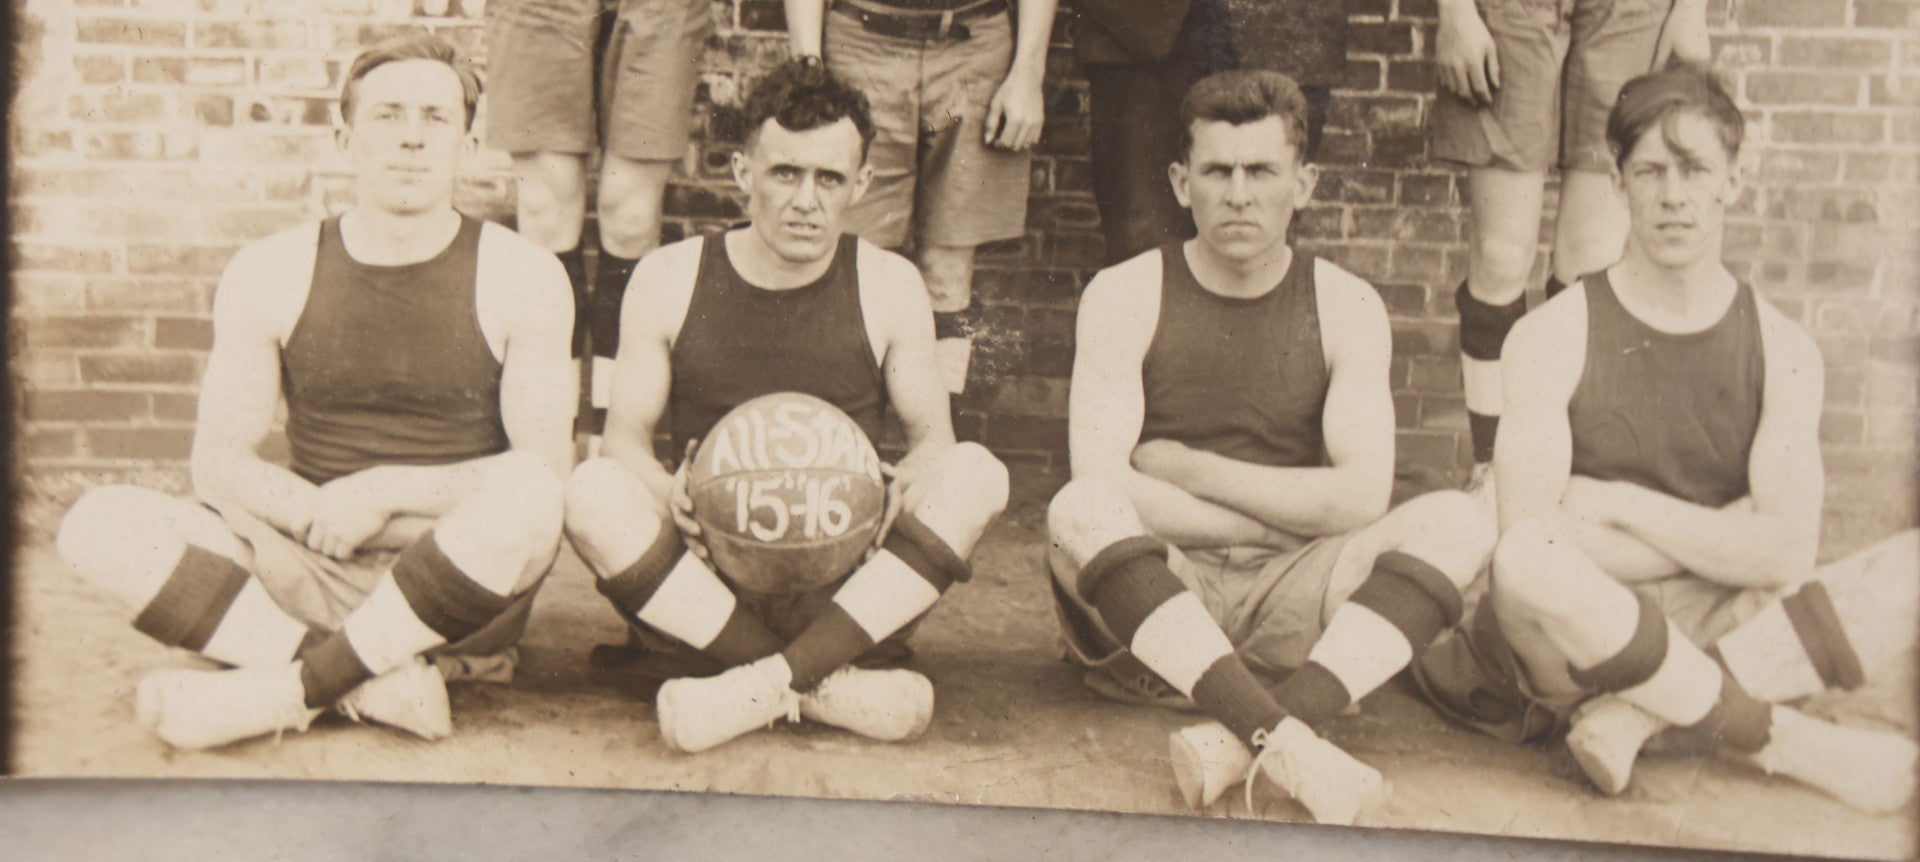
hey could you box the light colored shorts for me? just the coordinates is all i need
[1430,0,1671,172]
[1057,533,1365,686]
[217,506,535,673]
[825,8,1031,248]
[484,0,713,160]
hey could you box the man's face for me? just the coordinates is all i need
[338,59,469,216]
[735,117,871,264]
[1170,116,1316,265]
[1615,111,1742,272]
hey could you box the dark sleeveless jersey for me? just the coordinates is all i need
[1139,244,1330,468]
[668,233,888,456]
[1568,271,1765,508]
[281,215,508,485]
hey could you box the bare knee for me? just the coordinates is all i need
[474,452,565,560]
[941,442,1008,517]
[58,485,228,608]
[511,152,588,247]
[1469,232,1537,305]
[1489,517,1575,624]
[563,457,665,575]
[917,243,977,312]
[1388,490,1497,586]
[1046,476,1141,583]
[597,157,673,256]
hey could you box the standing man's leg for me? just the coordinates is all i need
[585,0,713,450]
[1085,60,1203,265]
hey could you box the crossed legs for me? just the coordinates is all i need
[564,443,1009,751]
[57,453,563,749]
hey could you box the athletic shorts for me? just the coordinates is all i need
[1430,0,1671,173]
[213,504,535,677]
[825,8,1031,248]
[483,0,713,160]
[1057,533,1365,689]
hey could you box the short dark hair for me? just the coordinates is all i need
[1178,70,1311,162]
[740,59,876,158]
[1606,63,1744,169]
[340,34,482,130]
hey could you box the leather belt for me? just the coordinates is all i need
[830,0,1008,42]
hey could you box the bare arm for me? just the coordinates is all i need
[983,0,1057,150]
[1131,270,1396,537]
[1596,307,1825,589]
[189,238,323,537]
[601,251,690,505]
[1068,266,1289,548]
[784,0,827,56]
[868,257,955,490]
[1493,300,1588,532]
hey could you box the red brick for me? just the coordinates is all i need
[1744,72,1861,105]
[1778,36,1893,68]
[1757,149,1841,184]
[24,390,150,423]
[75,54,126,84]
[1869,75,1920,108]
[1855,0,1920,28]
[1348,21,1415,56]
[86,427,195,460]
[151,392,200,422]
[79,353,201,385]
[1389,245,1451,283]
[1398,173,1454,207]
[1320,169,1395,204]
[76,17,187,47]
[193,18,308,51]
[1769,111,1885,145]
[130,55,185,85]
[1825,367,1866,409]
[1820,410,1866,445]
[1712,35,1773,67]
[153,316,213,350]
[18,315,146,350]
[1735,0,1847,27]
[185,57,248,87]
[24,429,81,460]
[126,243,236,278]
[1386,61,1436,94]
[87,277,212,313]
[1394,392,1421,429]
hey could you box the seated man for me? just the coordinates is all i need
[1418,65,1917,812]
[55,35,576,750]
[1047,70,1495,825]
[563,60,1009,753]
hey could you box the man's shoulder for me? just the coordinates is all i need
[1308,254,1371,294]
[229,220,324,272]
[1084,246,1166,304]
[475,219,563,265]
[851,235,919,281]
[646,233,710,273]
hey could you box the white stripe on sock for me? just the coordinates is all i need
[1131,593,1235,696]
[831,550,941,643]
[1715,602,1828,703]
[1305,604,1414,702]
[1461,354,1504,416]
[342,574,448,677]
[200,577,311,668]
[1616,621,1722,727]
[591,356,615,409]
[635,554,740,649]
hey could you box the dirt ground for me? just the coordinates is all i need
[10,466,1916,859]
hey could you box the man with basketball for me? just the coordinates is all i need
[55,35,575,750]
[1414,66,1916,811]
[564,60,1009,753]
[1047,69,1495,824]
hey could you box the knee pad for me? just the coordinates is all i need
[391,535,517,643]
[1567,591,1668,694]
[132,544,253,651]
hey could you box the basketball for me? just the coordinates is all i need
[686,392,887,593]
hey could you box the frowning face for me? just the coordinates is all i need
[734,117,873,265]
[1170,116,1317,266]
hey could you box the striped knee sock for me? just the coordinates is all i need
[1275,551,1464,727]
[781,513,970,690]
[596,528,783,667]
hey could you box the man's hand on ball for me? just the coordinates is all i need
[670,439,714,563]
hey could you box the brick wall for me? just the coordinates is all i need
[11,0,1918,553]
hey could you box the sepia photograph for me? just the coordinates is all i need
[7,0,1917,858]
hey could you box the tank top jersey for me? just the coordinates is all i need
[1138,243,1331,468]
[667,233,889,456]
[1567,271,1765,508]
[281,215,508,485]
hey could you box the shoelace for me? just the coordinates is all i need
[1242,728,1285,814]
